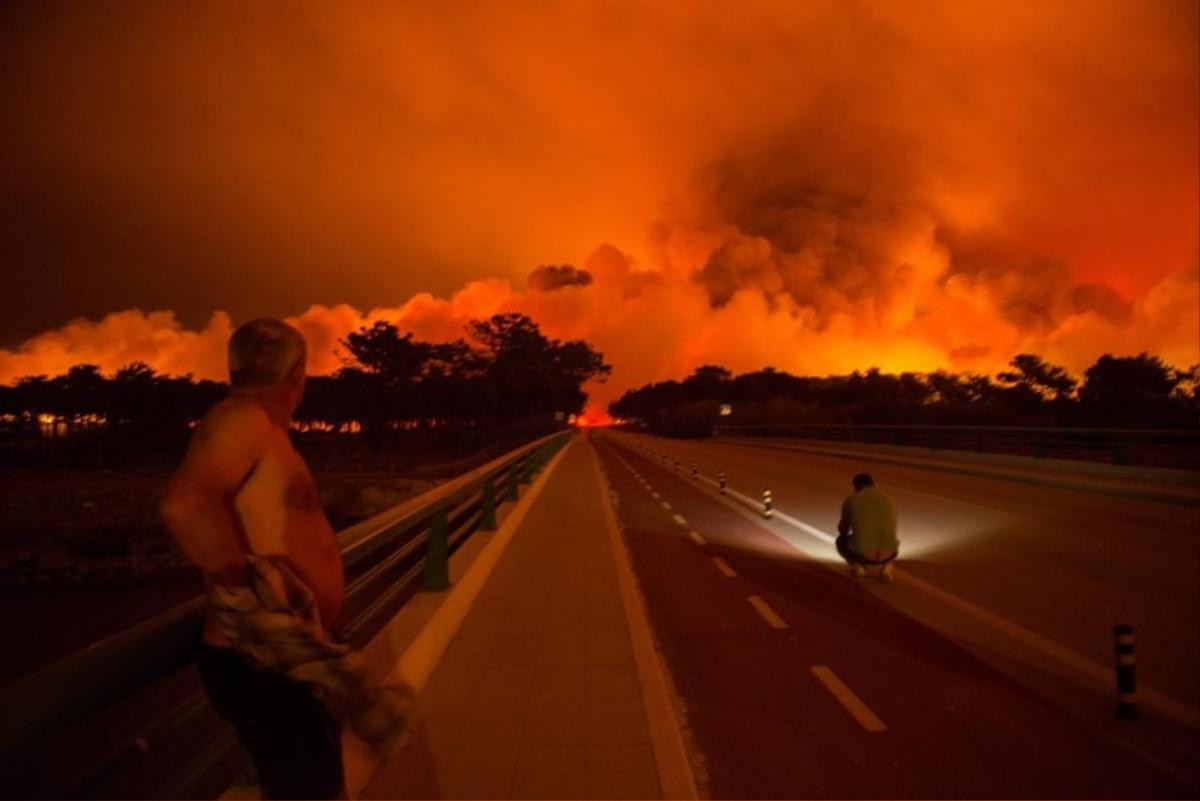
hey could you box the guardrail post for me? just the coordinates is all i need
[719,471,726,494]
[507,463,520,500]
[691,462,698,480]
[1114,624,1137,719]
[480,475,497,531]
[1034,435,1047,458]
[519,455,533,485]
[425,506,450,591]
[762,489,773,519]
[975,433,985,453]
[1112,440,1126,465]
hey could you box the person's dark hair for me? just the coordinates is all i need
[228,319,306,387]
[852,472,874,490]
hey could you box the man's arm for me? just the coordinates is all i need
[159,404,272,584]
[837,496,852,537]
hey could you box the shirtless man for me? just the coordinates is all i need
[160,318,346,799]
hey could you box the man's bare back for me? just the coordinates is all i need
[161,397,344,647]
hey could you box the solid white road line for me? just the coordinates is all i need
[689,530,707,546]
[697,476,835,544]
[712,557,736,577]
[811,665,887,732]
[747,595,788,629]
[672,513,688,526]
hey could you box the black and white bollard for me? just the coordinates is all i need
[719,471,726,494]
[762,489,773,519]
[691,463,698,480]
[1114,624,1138,719]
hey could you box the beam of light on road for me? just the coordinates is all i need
[698,474,987,563]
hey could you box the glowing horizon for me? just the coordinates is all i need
[1,2,1196,407]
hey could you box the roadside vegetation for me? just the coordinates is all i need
[609,353,1200,439]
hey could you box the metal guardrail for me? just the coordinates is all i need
[0,429,571,799]
[713,423,1200,470]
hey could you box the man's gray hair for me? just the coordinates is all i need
[228,318,307,387]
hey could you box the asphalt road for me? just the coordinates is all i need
[591,430,1200,798]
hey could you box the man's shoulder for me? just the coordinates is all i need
[195,398,273,442]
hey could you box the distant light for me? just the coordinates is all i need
[719,404,732,416]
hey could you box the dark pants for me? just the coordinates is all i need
[836,533,898,567]
[196,643,344,800]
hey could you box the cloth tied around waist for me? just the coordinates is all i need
[207,554,415,758]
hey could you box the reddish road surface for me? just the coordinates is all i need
[591,430,1199,798]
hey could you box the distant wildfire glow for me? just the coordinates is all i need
[1,1,1197,416]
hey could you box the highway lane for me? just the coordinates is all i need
[591,435,1194,797]
[603,429,1200,720]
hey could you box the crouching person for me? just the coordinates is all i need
[836,472,898,583]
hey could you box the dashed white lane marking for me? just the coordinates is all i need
[688,531,707,546]
[747,595,788,629]
[811,666,887,732]
[712,557,736,577]
[651,491,660,499]
[672,513,688,527]
[661,501,672,510]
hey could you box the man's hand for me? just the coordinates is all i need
[837,496,852,537]
[160,402,273,583]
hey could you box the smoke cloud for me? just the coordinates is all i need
[527,265,593,292]
[0,1,1196,412]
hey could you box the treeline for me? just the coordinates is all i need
[610,353,1200,438]
[0,313,610,465]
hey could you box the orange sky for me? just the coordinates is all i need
[1,1,1197,409]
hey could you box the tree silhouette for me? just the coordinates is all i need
[997,354,1077,410]
[610,351,1198,435]
[1078,353,1186,425]
[468,313,611,423]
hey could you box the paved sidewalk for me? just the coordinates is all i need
[362,436,663,800]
